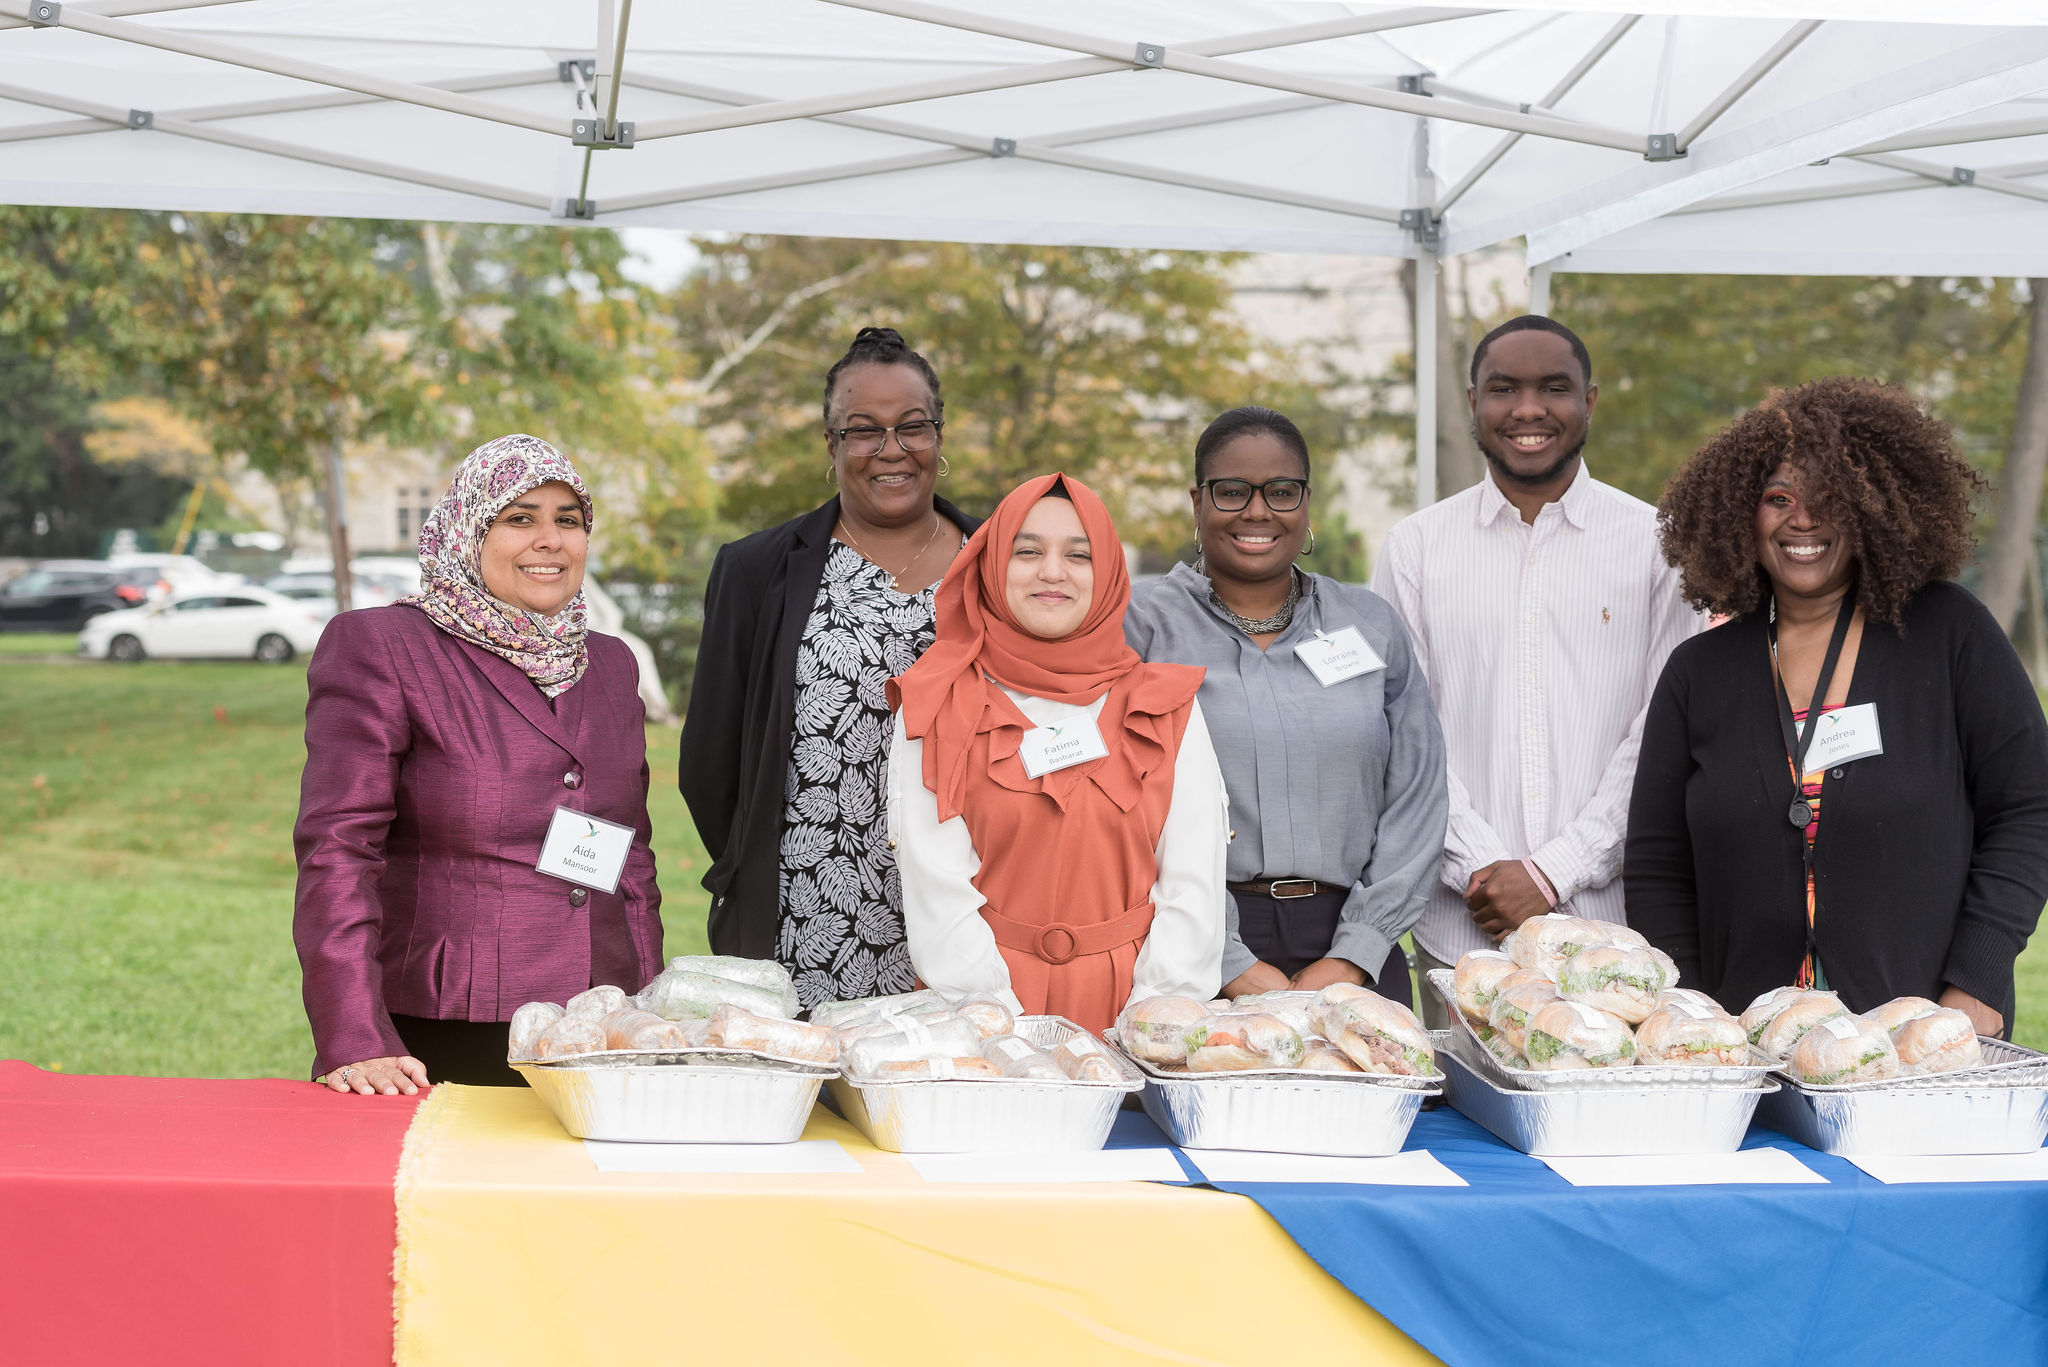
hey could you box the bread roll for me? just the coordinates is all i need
[1118,995,1210,1067]
[1310,989,1438,1077]
[507,1001,566,1061]
[600,1007,669,1051]
[1452,950,1520,1026]
[1228,990,1318,1038]
[1754,992,1847,1062]
[1635,995,1749,1066]
[1738,986,1808,1045]
[1863,996,1942,1035]
[1487,978,1560,1055]
[1050,1033,1125,1082]
[1505,913,1610,978]
[1297,1041,1365,1073]
[1524,999,1636,1070]
[531,1015,607,1059]
[565,985,630,1021]
[1483,1032,1530,1070]
[1186,1013,1307,1072]
[982,1034,1065,1081]
[951,993,1016,1041]
[1601,923,1652,951]
[1556,945,1673,1024]
[1790,1014,1899,1085]
[876,1056,1003,1080]
[705,1004,840,1063]
[622,1018,700,1051]
[1891,1008,1983,1076]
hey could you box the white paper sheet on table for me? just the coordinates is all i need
[1542,1150,1827,1187]
[905,1149,1188,1184]
[1843,1150,2048,1184]
[582,1139,863,1174]
[1181,1149,1468,1186]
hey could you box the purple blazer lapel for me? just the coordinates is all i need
[453,635,585,761]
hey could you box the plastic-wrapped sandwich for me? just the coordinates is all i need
[508,1001,566,1061]
[1634,992,1749,1066]
[666,955,798,997]
[1310,989,1438,1077]
[1790,1014,1899,1085]
[565,984,630,1021]
[1556,945,1674,1024]
[1298,1041,1365,1073]
[1738,986,1808,1044]
[1227,990,1317,1038]
[1050,1034,1125,1083]
[1890,1007,1983,1076]
[1505,913,1611,978]
[1863,995,1941,1035]
[531,1015,607,1059]
[705,1005,840,1063]
[1185,1013,1306,1072]
[875,1056,1004,1080]
[812,989,949,1032]
[950,993,1016,1042]
[1487,977,1560,1056]
[1524,999,1636,1070]
[1117,996,1210,1068]
[842,1014,983,1079]
[599,1007,671,1051]
[641,966,798,1023]
[982,1033,1066,1081]
[1452,950,1520,1026]
[1751,991,1847,1062]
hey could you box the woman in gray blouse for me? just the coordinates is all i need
[1125,407,1448,1005]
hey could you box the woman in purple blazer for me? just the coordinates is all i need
[293,434,661,1094]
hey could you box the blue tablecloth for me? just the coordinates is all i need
[1104,1108,2048,1367]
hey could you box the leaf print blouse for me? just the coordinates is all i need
[776,540,945,1009]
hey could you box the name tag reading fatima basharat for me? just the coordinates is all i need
[536,805,635,894]
[1018,716,1110,780]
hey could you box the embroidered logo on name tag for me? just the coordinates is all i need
[1018,717,1110,779]
[536,805,634,894]
[1292,626,1385,687]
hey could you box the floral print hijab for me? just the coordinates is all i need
[401,433,593,697]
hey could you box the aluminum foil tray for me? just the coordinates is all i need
[1426,969,1775,1092]
[1757,1069,2048,1156]
[1437,1034,1775,1157]
[511,1044,838,1071]
[515,1061,829,1144]
[1105,1029,1440,1092]
[829,1016,1141,1154]
[1772,1037,2048,1093]
[1139,1068,1434,1157]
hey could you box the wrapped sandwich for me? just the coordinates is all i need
[507,1001,566,1061]
[1863,995,1942,1035]
[1185,1013,1307,1072]
[1310,989,1439,1077]
[1505,913,1611,978]
[1228,990,1318,1038]
[809,989,949,1031]
[842,1014,983,1078]
[1524,999,1637,1070]
[1601,923,1652,951]
[1483,1032,1531,1070]
[1297,1041,1365,1073]
[599,1007,671,1051]
[874,1056,1004,1080]
[1556,945,1673,1024]
[705,1005,840,1063]
[1738,986,1807,1045]
[641,967,797,1023]
[531,1015,608,1059]
[565,984,630,1021]
[1753,991,1848,1062]
[1487,977,1560,1056]
[666,954,799,1004]
[1050,1034,1125,1083]
[1891,1008,1984,1076]
[1789,1014,1900,1085]
[982,1034,1066,1080]
[950,993,1016,1041]
[1635,994,1749,1066]
[1452,950,1521,1026]
[1117,995,1210,1068]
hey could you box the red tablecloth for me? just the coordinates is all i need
[0,1062,419,1367]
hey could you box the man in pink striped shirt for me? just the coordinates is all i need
[1370,317,1702,1027]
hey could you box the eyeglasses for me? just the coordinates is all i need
[830,419,943,459]
[1200,477,1309,512]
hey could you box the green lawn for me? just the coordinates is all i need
[0,657,2042,1078]
[0,631,80,656]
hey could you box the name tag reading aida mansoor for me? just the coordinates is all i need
[1804,702,1884,771]
[1017,716,1111,780]
[536,806,635,894]
[1293,626,1386,687]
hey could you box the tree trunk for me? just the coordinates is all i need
[1979,279,2048,634]
[323,437,353,615]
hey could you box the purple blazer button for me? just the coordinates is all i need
[563,771,582,789]
[569,887,589,907]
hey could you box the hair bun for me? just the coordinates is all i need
[853,326,906,348]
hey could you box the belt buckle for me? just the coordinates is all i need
[1034,922,1080,965]
[1269,878,1318,900]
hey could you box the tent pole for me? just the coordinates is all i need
[1676,20,1822,152]
[1416,246,1439,510]
[1528,263,1553,316]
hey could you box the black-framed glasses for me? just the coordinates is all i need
[830,419,943,458]
[1201,477,1309,512]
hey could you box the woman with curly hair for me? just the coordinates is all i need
[1625,378,2048,1035]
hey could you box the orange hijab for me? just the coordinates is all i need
[889,473,1202,822]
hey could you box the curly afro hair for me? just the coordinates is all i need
[1657,377,1985,627]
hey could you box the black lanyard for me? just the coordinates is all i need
[1768,592,1855,972]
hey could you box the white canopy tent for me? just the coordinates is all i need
[5,0,2048,505]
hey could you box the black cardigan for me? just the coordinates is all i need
[1625,581,2048,1024]
[678,494,982,959]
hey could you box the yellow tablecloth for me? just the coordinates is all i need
[393,1085,1439,1366]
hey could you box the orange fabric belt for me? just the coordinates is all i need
[980,901,1156,967]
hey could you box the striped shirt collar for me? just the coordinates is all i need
[1474,460,1598,531]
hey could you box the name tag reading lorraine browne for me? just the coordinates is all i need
[1293,626,1385,687]
[536,806,635,894]
[1803,702,1884,772]
[1018,717,1110,780]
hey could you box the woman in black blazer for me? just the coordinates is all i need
[1628,378,2048,1035]
[680,328,979,1009]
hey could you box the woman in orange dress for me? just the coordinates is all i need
[885,473,1227,1033]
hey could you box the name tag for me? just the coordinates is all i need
[1018,716,1110,779]
[1292,626,1385,687]
[536,805,635,894]
[1803,702,1883,772]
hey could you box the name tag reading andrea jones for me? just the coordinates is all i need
[1018,717,1110,780]
[1293,626,1386,687]
[536,806,635,894]
[1802,702,1884,772]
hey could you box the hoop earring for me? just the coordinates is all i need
[826,464,839,486]
[937,454,950,478]
[1303,526,1316,556]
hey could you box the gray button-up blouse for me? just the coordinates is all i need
[1125,563,1449,983]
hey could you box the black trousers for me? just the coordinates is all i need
[391,1014,523,1087]
[1233,888,1414,1013]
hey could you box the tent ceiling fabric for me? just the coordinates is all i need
[3,0,2048,260]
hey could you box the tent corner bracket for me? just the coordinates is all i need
[1645,133,1686,162]
[1134,42,1165,69]
[572,119,635,149]
[991,137,1016,157]
[25,0,59,25]
[127,109,152,130]
[554,197,599,221]
[1400,208,1442,249]
[1399,75,1431,97]
[1951,166,1976,186]
[558,59,596,84]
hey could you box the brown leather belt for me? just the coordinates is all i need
[1228,879,1347,900]
[981,900,1156,966]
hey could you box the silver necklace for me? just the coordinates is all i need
[1211,567,1302,636]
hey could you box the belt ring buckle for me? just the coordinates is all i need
[1034,922,1080,965]
[1269,878,1318,900]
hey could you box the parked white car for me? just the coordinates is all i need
[79,586,327,663]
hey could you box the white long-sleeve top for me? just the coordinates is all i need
[886,686,1228,1015]
[1370,466,1704,964]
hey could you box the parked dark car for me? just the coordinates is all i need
[0,562,153,631]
